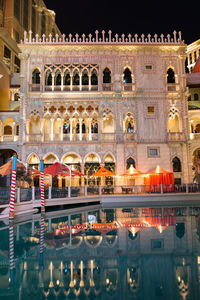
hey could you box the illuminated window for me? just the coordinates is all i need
[147,106,154,115]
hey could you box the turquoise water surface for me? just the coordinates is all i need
[0,204,200,299]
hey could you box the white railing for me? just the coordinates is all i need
[167,84,180,92]
[168,132,185,141]
[22,30,184,45]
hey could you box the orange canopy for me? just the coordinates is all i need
[144,165,174,186]
[91,166,116,177]
[0,159,26,176]
[122,166,144,176]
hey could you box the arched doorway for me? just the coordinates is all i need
[84,153,100,186]
[62,153,81,186]
[104,153,115,186]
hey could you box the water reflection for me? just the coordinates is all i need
[0,205,200,299]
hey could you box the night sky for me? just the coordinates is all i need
[44,0,199,45]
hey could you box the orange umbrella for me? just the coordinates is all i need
[91,166,116,177]
[0,159,25,176]
[147,165,173,174]
[122,166,144,176]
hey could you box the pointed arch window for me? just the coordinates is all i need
[103,68,111,83]
[123,68,132,83]
[64,71,70,85]
[73,70,80,86]
[82,69,89,85]
[45,70,52,86]
[167,68,175,83]
[91,69,98,85]
[32,68,40,84]
[126,157,136,169]
[55,71,61,85]
[172,157,182,172]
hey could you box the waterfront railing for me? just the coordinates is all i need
[1,183,200,206]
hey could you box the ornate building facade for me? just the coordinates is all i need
[5,30,189,185]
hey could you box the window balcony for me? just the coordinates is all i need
[29,84,41,92]
[124,132,136,141]
[102,83,113,91]
[122,83,134,92]
[167,84,180,92]
[1,135,19,142]
[102,133,116,141]
[168,132,185,141]
[27,134,41,142]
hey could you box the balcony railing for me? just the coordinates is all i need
[123,83,134,91]
[1,135,19,142]
[29,84,41,92]
[101,133,115,141]
[168,132,185,141]
[27,134,42,142]
[167,84,179,92]
[124,132,136,141]
[102,83,113,91]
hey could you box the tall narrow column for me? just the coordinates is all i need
[50,118,54,141]
[60,118,63,141]
[88,118,92,141]
[79,118,82,141]
[70,118,73,141]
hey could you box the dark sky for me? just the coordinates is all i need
[44,0,199,45]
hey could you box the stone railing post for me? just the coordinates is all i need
[48,186,52,200]
[32,186,35,201]
[17,188,20,203]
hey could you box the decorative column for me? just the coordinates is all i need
[70,118,73,141]
[41,118,44,142]
[81,163,85,187]
[88,118,92,141]
[52,74,55,91]
[70,75,73,91]
[79,118,82,141]
[89,74,91,91]
[60,118,63,141]
[79,74,82,91]
[61,74,64,91]
[50,118,54,141]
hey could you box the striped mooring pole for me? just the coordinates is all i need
[9,222,15,286]
[9,156,17,220]
[39,215,45,266]
[40,160,45,213]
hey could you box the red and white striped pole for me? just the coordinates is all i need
[39,215,44,266]
[9,221,15,285]
[40,160,45,213]
[9,156,17,220]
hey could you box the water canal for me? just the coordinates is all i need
[0,204,200,299]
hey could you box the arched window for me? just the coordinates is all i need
[55,71,61,85]
[82,69,89,85]
[45,70,52,86]
[63,121,70,134]
[126,157,136,169]
[195,124,200,133]
[167,68,175,83]
[64,71,70,85]
[73,70,80,85]
[91,69,98,85]
[4,125,12,135]
[194,93,199,101]
[82,122,86,133]
[172,157,182,172]
[123,68,132,83]
[103,68,111,83]
[32,68,40,84]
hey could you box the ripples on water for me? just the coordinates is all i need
[0,205,200,300]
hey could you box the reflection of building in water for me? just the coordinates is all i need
[0,207,200,298]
